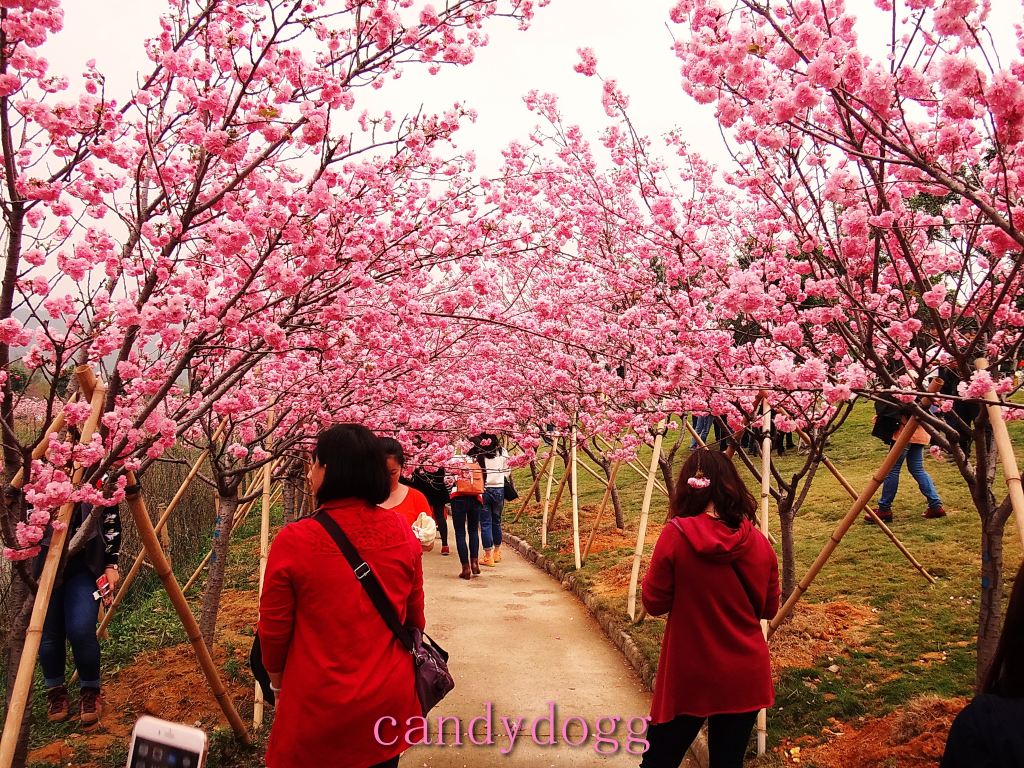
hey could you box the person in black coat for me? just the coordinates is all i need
[409,465,451,555]
[941,560,1024,767]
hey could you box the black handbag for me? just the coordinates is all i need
[503,475,519,502]
[249,631,275,706]
[314,512,455,715]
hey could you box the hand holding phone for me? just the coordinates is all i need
[127,716,207,768]
[94,575,113,608]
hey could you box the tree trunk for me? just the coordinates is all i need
[779,501,797,601]
[529,459,542,503]
[611,483,625,529]
[976,510,1006,689]
[5,572,34,768]
[198,491,238,648]
[282,476,296,525]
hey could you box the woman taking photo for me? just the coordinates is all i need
[259,424,425,768]
[641,450,779,768]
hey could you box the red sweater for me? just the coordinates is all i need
[258,498,425,768]
[642,514,780,722]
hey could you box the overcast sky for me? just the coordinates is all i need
[46,1,1024,178]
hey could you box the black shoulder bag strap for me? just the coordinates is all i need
[314,512,415,655]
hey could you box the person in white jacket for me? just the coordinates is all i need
[479,436,510,567]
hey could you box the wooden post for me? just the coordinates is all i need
[541,457,570,548]
[570,426,581,570]
[757,400,771,757]
[583,460,621,565]
[0,383,106,768]
[540,442,558,546]
[512,447,555,523]
[95,420,228,638]
[122,473,250,743]
[254,411,275,730]
[627,425,666,621]
[595,435,669,497]
[975,358,1024,547]
[768,377,943,636]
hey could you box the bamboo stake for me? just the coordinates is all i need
[582,460,621,565]
[595,435,669,497]
[95,420,228,638]
[541,460,571,548]
[975,358,1024,548]
[757,400,771,757]
[9,413,66,490]
[570,426,581,571]
[0,383,106,768]
[627,426,666,621]
[512,447,555,523]
[122,472,250,743]
[787,422,936,584]
[768,378,943,637]
[254,410,275,731]
[540,443,558,546]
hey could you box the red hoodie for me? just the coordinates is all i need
[642,514,780,721]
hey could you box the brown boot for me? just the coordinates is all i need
[46,686,69,723]
[459,563,472,580]
[470,558,481,575]
[79,686,103,727]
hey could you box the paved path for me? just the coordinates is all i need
[402,523,652,767]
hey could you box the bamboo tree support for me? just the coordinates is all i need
[540,443,558,546]
[627,425,666,621]
[975,358,1024,548]
[756,400,771,757]
[0,383,106,768]
[9,414,67,490]
[582,460,621,565]
[254,411,275,731]
[768,377,944,637]
[595,435,669,497]
[570,426,582,570]
[786,422,936,584]
[95,420,229,638]
[541,459,571,548]
[512,447,556,523]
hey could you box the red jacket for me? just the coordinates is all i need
[258,498,426,767]
[642,514,780,722]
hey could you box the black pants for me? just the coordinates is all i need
[640,711,758,768]
[431,502,448,547]
[368,756,400,768]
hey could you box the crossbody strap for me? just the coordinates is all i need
[314,512,415,655]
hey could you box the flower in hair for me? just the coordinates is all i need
[687,471,710,489]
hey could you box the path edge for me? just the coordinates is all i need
[503,533,656,690]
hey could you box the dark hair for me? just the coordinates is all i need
[983,561,1024,697]
[379,437,405,468]
[313,424,390,506]
[669,449,757,529]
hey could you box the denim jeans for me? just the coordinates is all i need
[690,415,713,448]
[641,711,758,768]
[481,487,505,549]
[879,443,942,511]
[39,561,101,689]
[430,502,448,547]
[450,496,481,565]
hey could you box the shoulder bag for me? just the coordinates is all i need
[315,512,454,715]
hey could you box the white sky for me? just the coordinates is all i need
[46,1,1024,177]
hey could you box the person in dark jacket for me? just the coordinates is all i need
[409,464,451,555]
[36,499,121,727]
[941,560,1024,768]
[641,450,780,768]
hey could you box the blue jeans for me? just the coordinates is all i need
[450,496,481,565]
[690,415,713,448]
[39,562,101,689]
[481,487,505,549]
[879,443,942,511]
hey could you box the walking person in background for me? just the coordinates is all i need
[259,424,424,768]
[870,396,946,523]
[480,435,510,566]
[941,560,1024,767]
[410,462,452,555]
[641,450,779,768]
[36,490,121,728]
[448,448,485,580]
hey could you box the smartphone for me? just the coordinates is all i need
[126,716,207,768]
[94,575,113,608]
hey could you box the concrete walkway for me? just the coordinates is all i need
[402,524,652,767]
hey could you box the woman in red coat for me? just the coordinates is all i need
[641,449,780,768]
[259,424,425,768]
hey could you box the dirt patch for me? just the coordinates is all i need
[771,600,877,673]
[785,696,966,767]
[29,589,257,768]
[559,519,636,557]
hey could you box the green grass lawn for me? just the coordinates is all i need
[507,401,1024,760]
